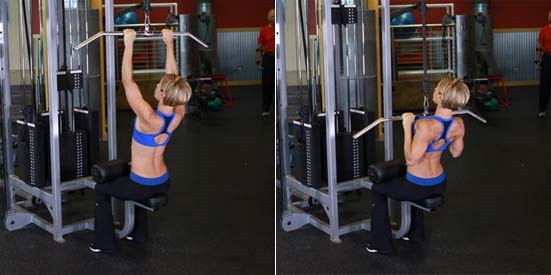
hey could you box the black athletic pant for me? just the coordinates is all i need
[369,177,446,252]
[92,177,169,251]
[539,53,551,113]
[262,53,275,113]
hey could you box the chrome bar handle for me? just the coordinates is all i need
[353,110,486,139]
[73,31,208,51]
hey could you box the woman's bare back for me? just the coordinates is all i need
[131,112,184,177]
[408,117,465,178]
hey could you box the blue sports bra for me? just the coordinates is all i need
[413,115,454,153]
[132,110,175,147]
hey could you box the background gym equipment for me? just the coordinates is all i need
[391,12,416,39]
[1,0,96,242]
[115,11,139,25]
[473,0,495,77]
[197,0,218,76]
[388,2,456,111]
[287,0,378,191]
[207,96,223,111]
[278,0,381,243]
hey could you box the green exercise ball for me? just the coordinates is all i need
[484,97,499,111]
[208,97,222,111]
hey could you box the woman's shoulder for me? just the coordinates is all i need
[414,118,441,136]
[174,105,186,116]
[452,116,465,127]
[449,117,466,138]
[416,117,443,127]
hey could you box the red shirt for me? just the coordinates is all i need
[538,24,551,52]
[258,24,275,54]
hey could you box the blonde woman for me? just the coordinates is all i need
[90,29,192,254]
[367,77,470,254]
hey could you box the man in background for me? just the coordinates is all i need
[256,9,275,117]
[536,10,551,118]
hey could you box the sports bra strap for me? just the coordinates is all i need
[413,115,454,153]
[132,110,175,147]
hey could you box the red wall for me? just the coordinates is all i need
[213,0,274,28]
[111,0,273,28]
[30,1,551,32]
[490,0,551,29]
[305,0,551,35]
[389,0,551,29]
[32,0,274,33]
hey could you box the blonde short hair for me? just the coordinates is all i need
[437,76,470,109]
[159,74,192,106]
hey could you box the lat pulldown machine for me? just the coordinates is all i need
[278,0,486,243]
[1,0,207,242]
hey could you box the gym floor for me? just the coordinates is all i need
[277,85,551,274]
[0,86,275,275]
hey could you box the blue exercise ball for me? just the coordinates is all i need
[391,12,416,39]
[115,11,139,25]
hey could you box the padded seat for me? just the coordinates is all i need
[134,194,168,211]
[411,194,444,211]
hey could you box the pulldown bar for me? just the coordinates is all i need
[72,31,208,51]
[353,109,487,139]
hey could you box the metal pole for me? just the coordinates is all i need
[450,24,454,76]
[344,23,351,131]
[352,14,359,109]
[313,0,320,113]
[37,0,44,112]
[1,0,15,213]
[18,0,27,90]
[294,0,303,95]
[103,0,120,224]
[276,0,291,213]
[179,15,185,77]
[421,0,430,115]
[27,0,33,95]
[322,0,340,243]
[381,0,393,161]
[302,0,312,118]
[45,0,64,242]
[105,0,117,160]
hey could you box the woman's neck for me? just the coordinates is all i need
[434,105,453,118]
[157,103,173,114]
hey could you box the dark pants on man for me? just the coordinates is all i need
[262,53,275,113]
[93,177,169,252]
[539,53,551,113]
[369,177,446,252]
